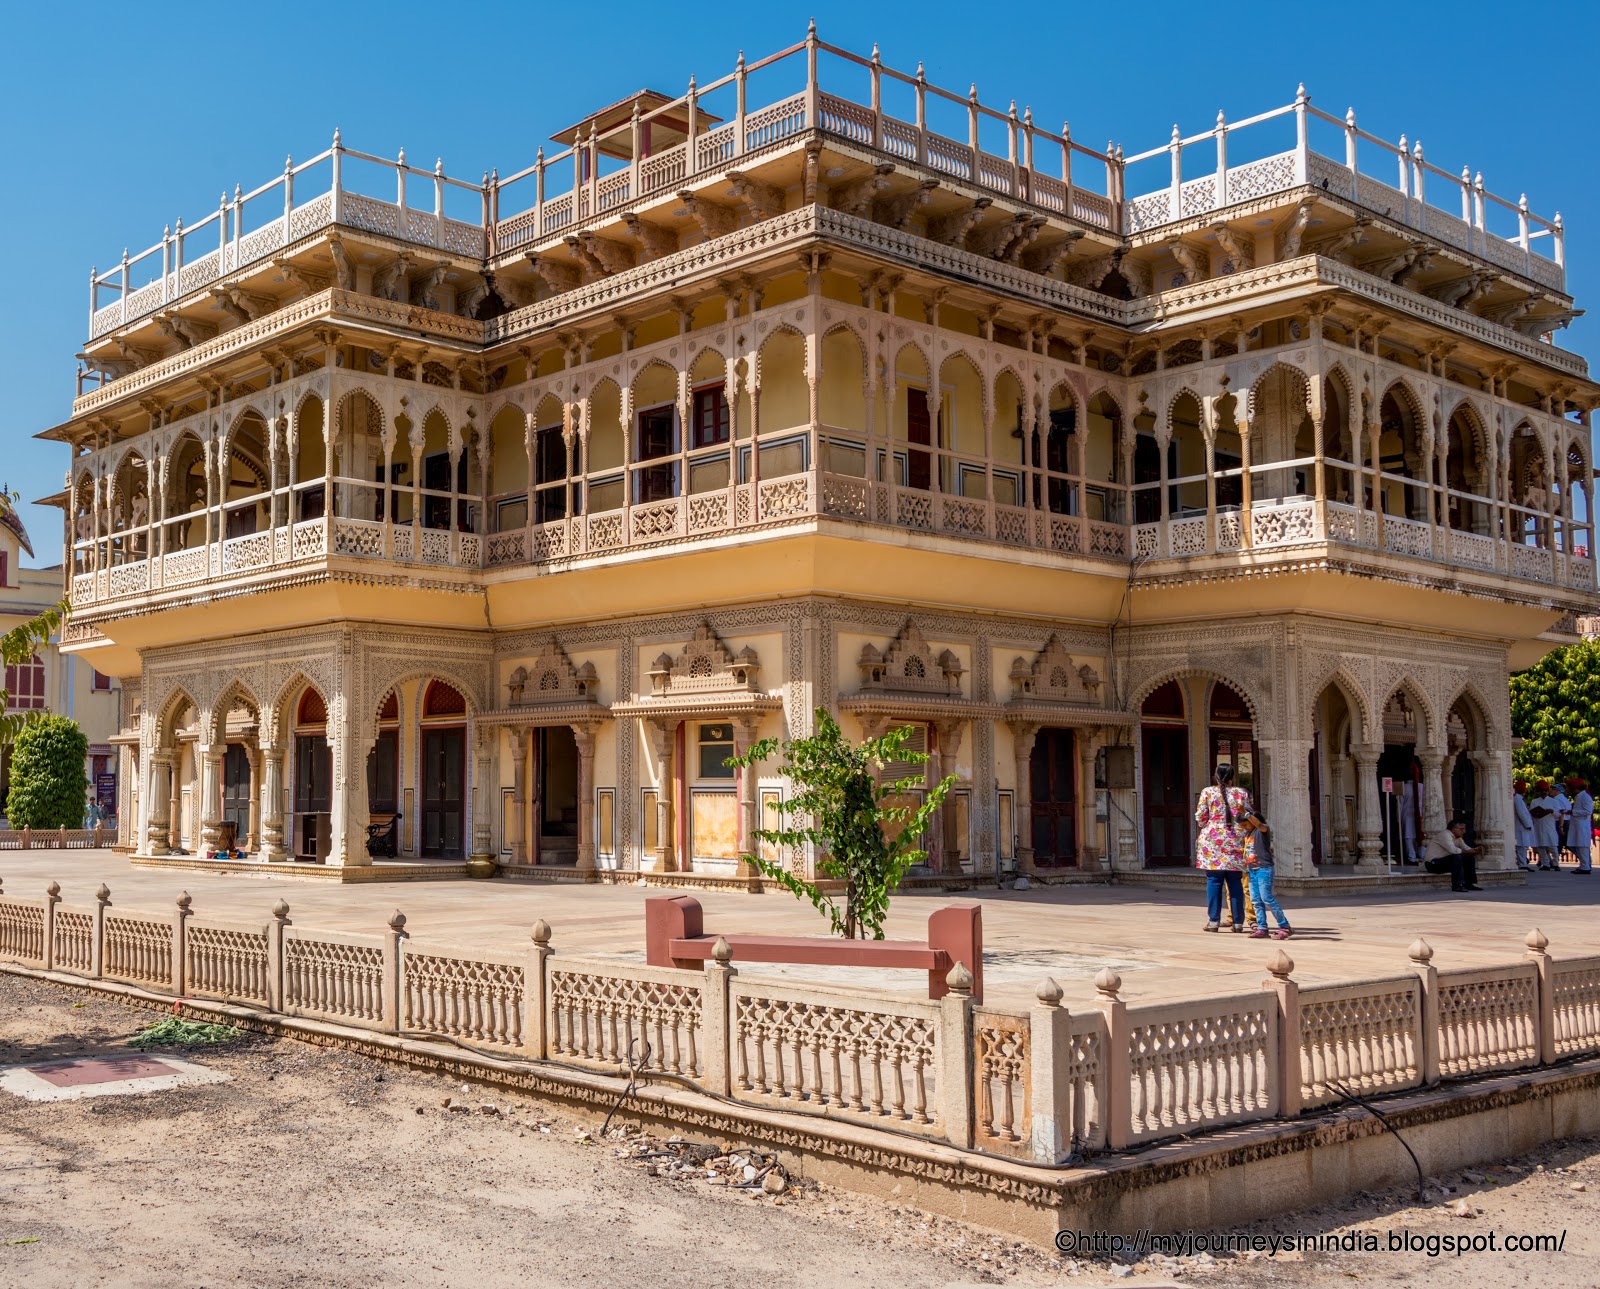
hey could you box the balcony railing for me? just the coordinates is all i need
[1132,499,1591,589]
[1120,99,1564,291]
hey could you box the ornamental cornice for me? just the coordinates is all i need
[835,694,1006,723]
[475,704,611,728]
[609,693,784,720]
[1001,700,1135,727]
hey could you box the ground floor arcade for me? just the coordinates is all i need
[105,602,1518,881]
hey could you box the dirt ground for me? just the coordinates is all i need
[1,973,1598,1289]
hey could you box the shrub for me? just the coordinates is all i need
[6,714,88,829]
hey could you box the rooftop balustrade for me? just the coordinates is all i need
[82,26,1567,352]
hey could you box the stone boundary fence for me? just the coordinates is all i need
[0,878,1597,1165]
[0,827,115,850]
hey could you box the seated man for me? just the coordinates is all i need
[1425,817,1482,892]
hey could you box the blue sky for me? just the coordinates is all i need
[5,0,1595,565]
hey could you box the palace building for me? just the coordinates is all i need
[44,27,1598,882]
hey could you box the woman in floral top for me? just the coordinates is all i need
[1195,763,1252,932]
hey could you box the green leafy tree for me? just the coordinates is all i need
[6,714,88,829]
[728,708,957,940]
[1510,640,1600,786]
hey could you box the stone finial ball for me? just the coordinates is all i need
[1267,949,1294,979]
[531,919,552,945]
[1094,967,1122,997]
[946,960,975,994]
[1408,937,1434,964]
[712,936,733,964]
[176,891,192,911]
[271,899,290,919]
[96,883,111,903]
[46,881,60,897]
[388,909,407,932]
[1525,927,1550,953]
[1036,977,1064,1006]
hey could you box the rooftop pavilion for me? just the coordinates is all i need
[78,23,1570,371]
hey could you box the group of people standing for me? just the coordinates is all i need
[1193,765,1293,938]
[1512,776,1594,873]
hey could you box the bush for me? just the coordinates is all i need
[1511,641,1600,786]
[6,715,88,829]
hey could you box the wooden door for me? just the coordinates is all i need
[1029,728,1078,867]
[292,734,330,858]
[1141,727,1190,866]
[1308,739,1323,865]
[421,727,466,858]
[907,389,933,491]
[221,744,251,841]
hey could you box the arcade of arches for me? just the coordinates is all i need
[116,609,1516,885]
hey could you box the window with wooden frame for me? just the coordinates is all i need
[691,384,730,449]
[635,404,679,502]
[5,655,44,710]
[696,723,736,781]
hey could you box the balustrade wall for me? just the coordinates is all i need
[67,301,1592,613]
[2,882,1596,1164]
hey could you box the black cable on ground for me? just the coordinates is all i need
[600,1037,651,1137]
[1323,1077,1427,1204]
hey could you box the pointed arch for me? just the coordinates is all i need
[818,323,866,433]
[204,678,263,747]
[1381,676,1437,749]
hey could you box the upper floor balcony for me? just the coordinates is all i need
[60,296,1596,632]
[80,26,1568,357]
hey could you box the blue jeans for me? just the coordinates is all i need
[1206,870,1243,924]
[1247,866,1290,928]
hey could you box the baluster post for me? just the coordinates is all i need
[44,881,61,971]
[1030,977,1070,1164]
[629,103,642,199]
[161,225,171,305]
[1473,172,1486,255]
[119,247,129,325]
[93,883,110,978]
[685,77,699,175]
[89,264,98,323]
[534,146,546,238]
[1396,134,1410,220]
[1168,124,1182,218]
[283,154,294,246]
[869,44,883,148]
[1459,165,1473,224]
[1266,950,1301,1116]
[1293,83,1309,184]
[1527,928,1555,1065]
[804,18,819,129]
[487,168,498,256]
[173,891,191,995]
[1344,107,1359,195]
[330,128,343,224]
[940,961,975,1148]
[526,918,552,1059]
[233,184,243,264]
[1214,111,1229,209]
[267,899,289,1012]
[702,937,734,1095]
[434,157,446,247]
[1411,140,1426,215]
[734,50,748,157]
[1007,101,1020,196]
[914,63,927,166]
[1093,968,1130,1148]
[383,909,407,1032]
[1410,938,1440,1085]
[22,825,30,850]
[1061,121,1073,209]
[397,147,408,210]
[967,85,981,183]
[1553,211,1565,274]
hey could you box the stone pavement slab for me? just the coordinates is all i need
[5,851,1594,1007]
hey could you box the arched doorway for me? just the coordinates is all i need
[1380,689,1427,863]
[420,680,467,858]
[1208,683,1256,798]
[292,687,331,860]
[1029,728,1078,868]
[367,692,401,847]
[536,726,580,865]
[1140,681,1189,866]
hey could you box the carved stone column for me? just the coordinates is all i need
[932,720,965,873]
[1468,749,1510,870]
[198,747,223,853]
[1078,728,1100,869]
[1009,721,1039,873]
[646,718,678,872]
[572,724,596,871]
[245,743,262,852]
[145,753,171,857]
[1353,743,1384,871]
[167,750,183,851]
[1419,748,1447,841]
[470,727,494,862]
[509,726,528,865]
[733,716,761,877]
[261,745,287,861]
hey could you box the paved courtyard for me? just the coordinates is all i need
[5,851,1593,1009]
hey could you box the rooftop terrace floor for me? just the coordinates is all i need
[9,851,1584,1009]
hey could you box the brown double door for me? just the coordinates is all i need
[1142,726,1191,866]
[1029,728,1078,867]
[421,727,466,859]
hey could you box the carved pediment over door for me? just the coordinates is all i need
[857,620,963,697]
